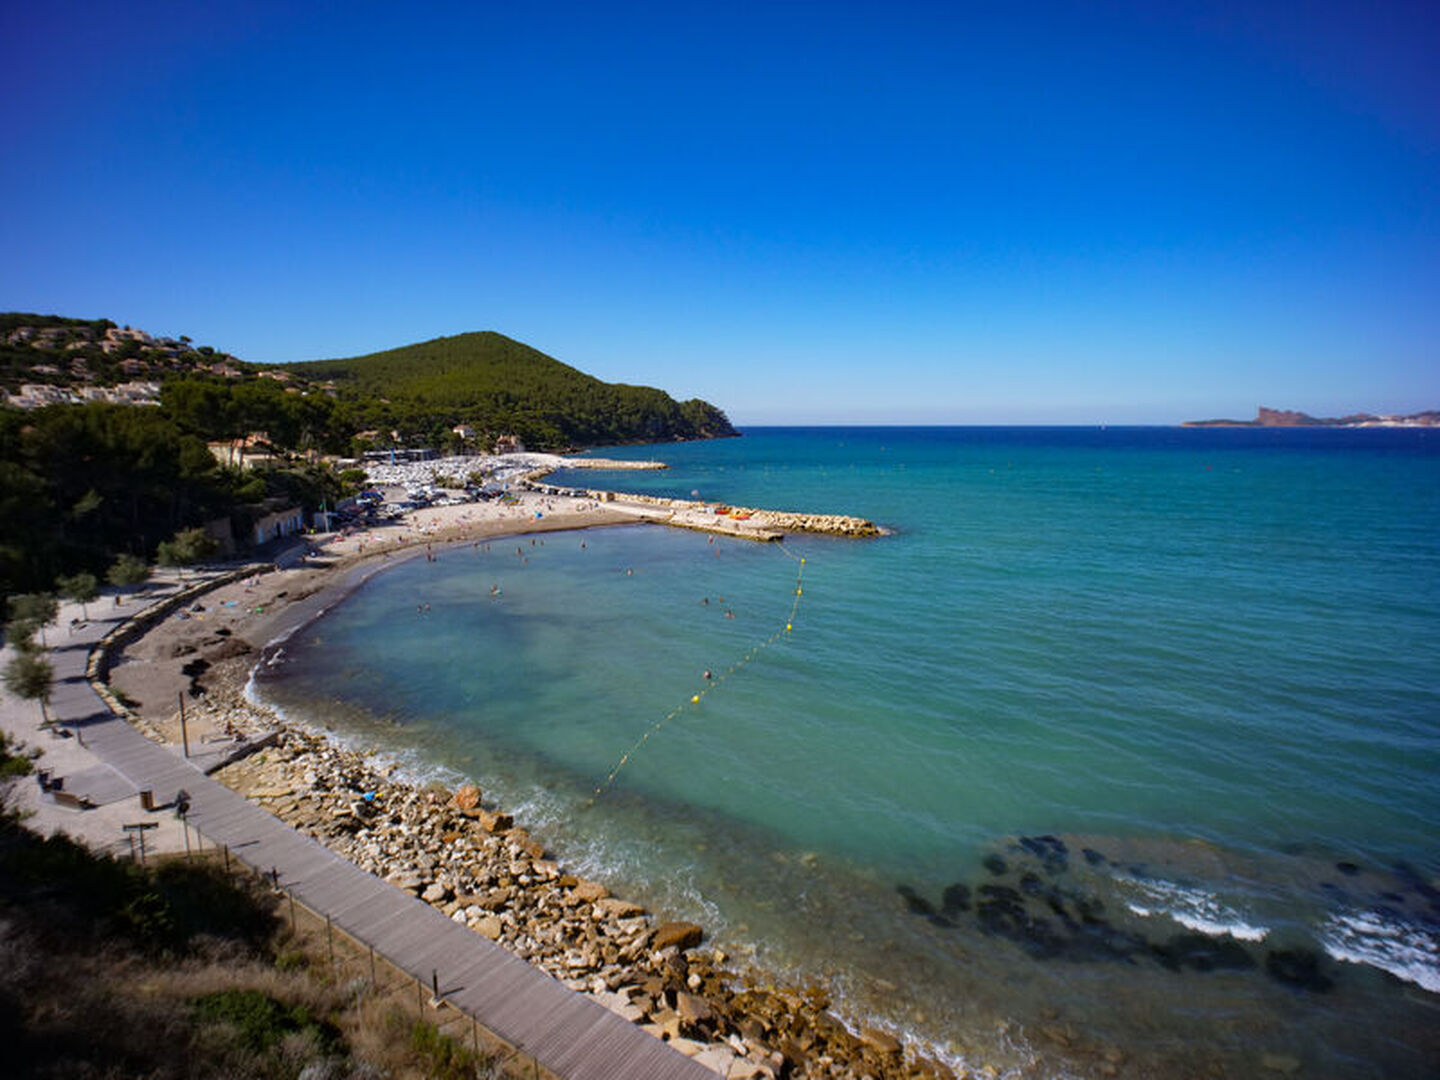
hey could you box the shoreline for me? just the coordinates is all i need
[97,483,964,1079]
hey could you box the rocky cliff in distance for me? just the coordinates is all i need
[1184,406,1440,428]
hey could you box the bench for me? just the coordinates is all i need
[51,789,96,811]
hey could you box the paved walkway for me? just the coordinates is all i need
[2,579,717,1080]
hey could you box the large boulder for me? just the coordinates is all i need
[386,869,426,892]
[595,897,645,919]
[572,879,610,902]
[453,783,482,811]
[473,916,503,940]
[860,1027,902,1056]
[475,808,513,833]
[675,991,714,1027]
[652,921,704,951]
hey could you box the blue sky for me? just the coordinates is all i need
[2,1,1436,424]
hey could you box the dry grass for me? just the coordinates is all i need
[0,813,538,1079]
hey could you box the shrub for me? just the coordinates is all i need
[192,988,341,1056]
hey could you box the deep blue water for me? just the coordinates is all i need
[258,427,1440,1079]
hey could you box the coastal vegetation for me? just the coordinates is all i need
[0,807,517,1079]
[2,650,53,727]
[0,400,304,600]
[4,314,736,454]
[0,313,735,606]
[278,330,736,450]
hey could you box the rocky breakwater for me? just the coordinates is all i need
[219,725,964,1080]
[598,492,883,539]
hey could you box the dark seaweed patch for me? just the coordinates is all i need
[1151,933,1257,973]
[1265,948,1335,993]
[940,883,971,916]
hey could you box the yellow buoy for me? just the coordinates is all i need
[691,695,700,704]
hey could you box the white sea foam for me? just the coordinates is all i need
[1319,910,1440,993]
[1120,877,1269,942]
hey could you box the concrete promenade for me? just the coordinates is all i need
[1,577,717,1080]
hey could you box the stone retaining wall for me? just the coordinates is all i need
[86,564,274,719]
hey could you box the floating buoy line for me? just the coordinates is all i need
[592,544,807,798]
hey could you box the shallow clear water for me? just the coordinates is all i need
[257,427,1440,1078]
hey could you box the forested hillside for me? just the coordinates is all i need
[281,331,735,449]
[0,315,736,602]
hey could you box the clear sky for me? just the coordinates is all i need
[2,1,1436,424]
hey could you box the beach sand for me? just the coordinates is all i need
[107,489,641,745]
[22,483,954,1079]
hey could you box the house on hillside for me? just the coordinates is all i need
[494,434,524,454]
[8,384,72,407]
[208,432,274,468]
[112,381,162,404]
[101,327,154,353]
[252,504,304,546]
[452,423,476,440]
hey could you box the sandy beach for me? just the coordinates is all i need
[107,487,645,746]
[7,473,953,1079]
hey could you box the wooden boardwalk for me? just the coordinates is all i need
[41,585,718,1080]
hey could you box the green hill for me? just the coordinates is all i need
[279,331,736,450]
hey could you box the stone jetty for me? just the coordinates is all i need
[523,483,883,540]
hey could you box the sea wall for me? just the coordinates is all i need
[607,493,883,538]
[522,471,882,539]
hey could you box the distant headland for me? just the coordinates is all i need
[1184,406,1439,428]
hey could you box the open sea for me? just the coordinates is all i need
[255,426,1440,1079]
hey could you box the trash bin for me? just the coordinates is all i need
[139,789,154,811]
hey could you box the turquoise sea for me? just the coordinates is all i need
[255,427,1440,1079]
